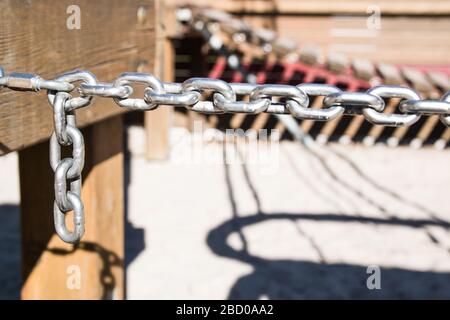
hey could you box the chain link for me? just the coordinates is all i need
[113,72,164,110]
[2,66,450,243]
[441,92,450,126]
[45,70,92,244]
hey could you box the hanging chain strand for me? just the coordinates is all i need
[2,67,450,243]
[47,70,98,243]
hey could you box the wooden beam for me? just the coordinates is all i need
[0,0,156,156]
[20,116,125,300]
[174,0,450,15]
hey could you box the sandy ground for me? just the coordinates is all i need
[1,126,450,299]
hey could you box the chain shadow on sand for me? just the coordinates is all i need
[211,143,450,299]
[207,210,450,299]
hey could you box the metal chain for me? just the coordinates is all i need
[46,70,97,244]
[145,76,450,126]
[2,68,450,128]
[2,66,450,243]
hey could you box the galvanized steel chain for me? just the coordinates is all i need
[2,67,450,243]
[47,70,99,244]
[0,68,95,243]
[2,68,450,126]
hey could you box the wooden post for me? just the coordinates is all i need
[187,37,208,132]
[144,38,175,160]
[144,0,173,160]
[19,116,124,299]
[0,0,154,300]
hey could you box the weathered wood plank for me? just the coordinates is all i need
[276,15,450,66]
[0,0,156,155]
[20,115,124,299]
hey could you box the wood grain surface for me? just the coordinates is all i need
[0,0,156,155]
